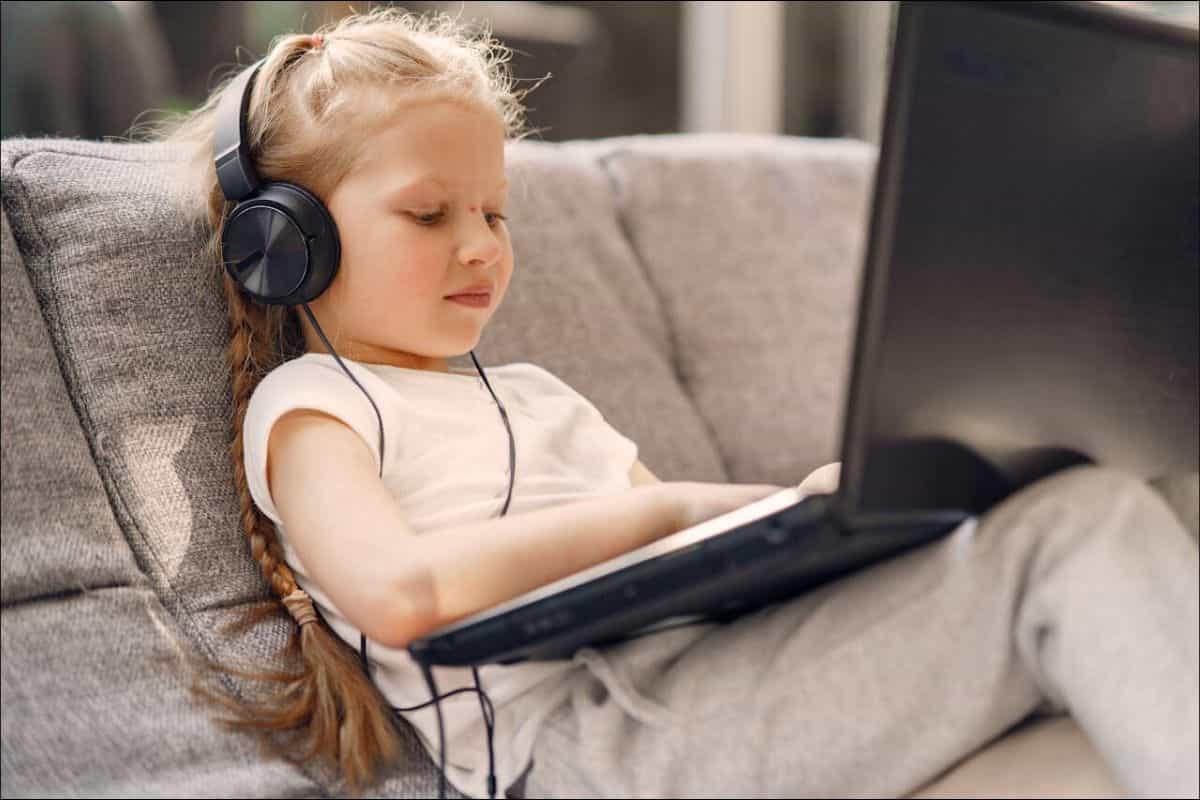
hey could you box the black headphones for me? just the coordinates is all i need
[213,57,510,800]
[214,59,341,305]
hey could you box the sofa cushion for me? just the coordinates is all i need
[1,211,142,605]
[2,138,283,648]
[0,588,327,797]
[910,714,1122,798]
[598,134,877,484]
[0,205,329,797]
[0,141,454,797]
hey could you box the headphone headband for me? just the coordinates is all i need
[214,60,265,203]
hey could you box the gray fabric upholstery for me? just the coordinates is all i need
[0,133,1116,797]
[0,590,324,798]
[0,140,448,798]
[597,134,874,483]
[0,202,324,797]
[1,211,141,607]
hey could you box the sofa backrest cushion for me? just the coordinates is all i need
[2,140,275,646]
[598,134,876,484]
[1,199,333,797]
[1,211,142,606]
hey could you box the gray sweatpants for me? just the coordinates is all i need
[521,466,1200,798]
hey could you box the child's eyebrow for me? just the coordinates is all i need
[383,176,509,202]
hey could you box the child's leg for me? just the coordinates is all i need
[523,466,1199,798]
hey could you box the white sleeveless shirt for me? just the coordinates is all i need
[243,352,639,797]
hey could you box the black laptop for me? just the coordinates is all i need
[409,0,1199,668]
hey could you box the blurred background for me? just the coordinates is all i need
[2,1,1197,146]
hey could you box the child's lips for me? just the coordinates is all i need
[446,292,491,308]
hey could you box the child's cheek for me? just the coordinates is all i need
[391,248,442,295]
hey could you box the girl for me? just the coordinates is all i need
[156,8,1199,799]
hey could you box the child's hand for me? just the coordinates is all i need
[797,462,841,496]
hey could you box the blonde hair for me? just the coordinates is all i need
[137,7,537,793]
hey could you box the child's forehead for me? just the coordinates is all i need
[345,102,506,185]
[340,140,508,203]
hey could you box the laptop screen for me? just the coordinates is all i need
[840,1,1199,516]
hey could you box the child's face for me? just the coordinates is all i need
[308,98,512,371]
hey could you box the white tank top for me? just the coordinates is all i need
[243,352,639,797]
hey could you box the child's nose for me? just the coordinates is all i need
[458,224,501,267]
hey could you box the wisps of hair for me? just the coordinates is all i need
[129,6,543,794]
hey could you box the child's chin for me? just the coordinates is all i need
[433,333,484,358]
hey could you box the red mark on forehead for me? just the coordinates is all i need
[469,206,478,213]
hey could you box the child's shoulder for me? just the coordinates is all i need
[261,352,376,382]
[496,362,600,408]
[251,353,390,405]
[497,361,576,393]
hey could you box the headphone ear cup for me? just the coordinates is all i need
[221,181,341,306]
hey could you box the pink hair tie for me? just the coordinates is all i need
[311,33,325,49]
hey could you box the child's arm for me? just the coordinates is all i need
[269,409,686,649]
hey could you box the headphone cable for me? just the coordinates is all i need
[298,304,385,468]
[299,305,718,798]
[300,303,501,799]
[418,662,448,800]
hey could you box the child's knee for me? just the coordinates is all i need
[988,464,1184,555]
[1031,464,1151,507]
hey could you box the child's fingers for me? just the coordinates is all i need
[797,462,842,494]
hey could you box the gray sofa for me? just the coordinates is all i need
[1,133,1124,797]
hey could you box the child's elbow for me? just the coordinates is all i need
[361,565,440,650]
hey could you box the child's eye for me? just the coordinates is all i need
[408,210,507,227]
